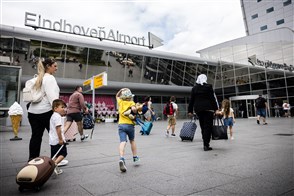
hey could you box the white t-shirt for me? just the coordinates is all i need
[49,112,66,145]
[28,73,60,114]
[171,102,178,117]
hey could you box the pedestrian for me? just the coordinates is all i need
[64,86,89,141]
[282,102,291,117]
[128,68,133,77]
[274,103,280,117]
[164,96,178,137]
[78,63,82,71]
[255,95,268,125]
[27,58,60,161]
[49,99,68,175]
[217,99,235,140]
[142,96,155,122]
[188,74,218,151]
[116,88,140,172]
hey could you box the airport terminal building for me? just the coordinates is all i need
[0,0,293,122]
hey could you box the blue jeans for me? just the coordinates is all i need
[118,124,135,142]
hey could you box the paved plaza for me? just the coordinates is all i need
[0,117,293,195]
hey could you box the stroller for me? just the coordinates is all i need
[83,113,95,139]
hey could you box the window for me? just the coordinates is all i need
[260,25,267,31]
[251,14,258,19]
[266,7,274,13]
[276,19,285,25]
[283,0,292,6]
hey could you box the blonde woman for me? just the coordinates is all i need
[27,58,60,161]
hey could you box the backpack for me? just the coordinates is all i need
[163,102,174,115]
[22,75,44,103]
[83,113,94,129]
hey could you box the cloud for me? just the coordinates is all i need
[1,0,246,56]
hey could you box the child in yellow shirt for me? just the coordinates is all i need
[116,88,140,172]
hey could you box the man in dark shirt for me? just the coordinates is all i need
[255,95,268,125]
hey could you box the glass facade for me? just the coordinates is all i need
[1,31,293,118]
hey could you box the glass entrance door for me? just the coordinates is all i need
[230,95,259,118]
[247,99,256,118]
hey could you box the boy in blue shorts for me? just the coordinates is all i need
[116,88,140,172]
[49,99,68,175]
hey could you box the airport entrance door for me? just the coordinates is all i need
[230,95,259,118]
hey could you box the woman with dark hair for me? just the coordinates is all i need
[142,96,154,122]
[28,58,60,161]
[188,74,218,151]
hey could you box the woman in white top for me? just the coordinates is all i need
[218,99,235,140]
[28,58,60,161]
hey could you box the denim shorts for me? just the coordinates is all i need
[118,124,135,143]
[224,117,234,127]
[256,108,266,117]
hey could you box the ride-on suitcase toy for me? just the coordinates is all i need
[16,145,64,192]
[136,118,153,135]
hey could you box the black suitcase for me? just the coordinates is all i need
[16,145,64,192]
[179,116,197,141]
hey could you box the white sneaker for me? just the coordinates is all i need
[165,131,169,137]
[58,159,68,167]
[119,160,127,172]
[230,137,234,140]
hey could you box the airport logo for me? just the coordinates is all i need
[248,55,293,72]
[24,12,162,49]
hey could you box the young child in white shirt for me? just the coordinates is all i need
[49,99,67,175]
[218,99,235,140]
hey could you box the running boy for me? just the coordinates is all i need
[116,88,140,172]
[49,99,68,175]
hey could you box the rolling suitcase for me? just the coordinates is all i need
[179,116,197,141]
[64,117,78,142]
[16,145,64,192]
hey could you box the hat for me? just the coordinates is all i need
[120,89,135,100]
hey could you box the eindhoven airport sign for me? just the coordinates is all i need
[24,12,163,49]
[248,55,293,72]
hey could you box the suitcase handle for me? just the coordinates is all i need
[52,144,64,160]
[190,114,197,122]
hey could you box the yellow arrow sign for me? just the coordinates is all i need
[93,72,107,89]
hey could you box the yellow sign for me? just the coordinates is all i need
[93,72,107,89]
[83,79,91,86]
[83,79,92,92]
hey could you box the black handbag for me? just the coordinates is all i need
[212,117,228,140]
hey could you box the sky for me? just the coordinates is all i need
[0,0,246,56]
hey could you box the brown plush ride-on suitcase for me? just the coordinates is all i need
[16,145,64,192]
